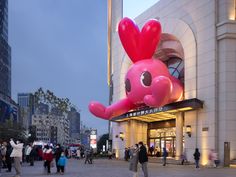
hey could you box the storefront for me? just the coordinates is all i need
[148,121,177,157]
[111,98,203,159]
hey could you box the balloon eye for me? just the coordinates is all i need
[125,79,131,92]
[140,71,152,87]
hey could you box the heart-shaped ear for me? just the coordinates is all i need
[118,17,161,63]
[118,17,140,63]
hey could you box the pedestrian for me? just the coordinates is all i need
[5,143,12,173]
[181,149,187,165]
[124,148,129,161]
[10,139,24,177]
[108,150,112,159]
[55,144,63,173]
[43,145,53,174]
[84,148,90,164]
[193,148,200,168]
[149,146,154,156]
[57,152,67,175]
[65,148,69,158]
[25,144,30,163]
[129,144,139,177]
[76,148,81,159]
[89,148,94,164]
[162,147,168,166]
[208,149,219,168]
[29,144,36,166]
[1,142,7,168]
[138,141,148,177]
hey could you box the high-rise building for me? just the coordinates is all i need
[0,0,11,97]
[18,93,35,127]
[68,107,80,143]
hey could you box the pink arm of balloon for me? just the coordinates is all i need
[168,76,183,102]
[89,98,136,120]
[143,76,172,107]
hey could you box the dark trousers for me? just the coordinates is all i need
[26,155,30,163]
[195,160,199,168]
[5,157,12,172]
[45,160,51,173]
[58,166,65,173]
[29,156,34,166]
[56,159,60,172]
[163,157,167,166]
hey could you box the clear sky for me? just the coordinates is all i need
[9,0,158,136]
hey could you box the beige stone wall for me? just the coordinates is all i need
[134,0,217,164]
[217,0,236,162]
[110,0,236,162]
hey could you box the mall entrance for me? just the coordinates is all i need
[147,119,184,157]
[149,127,176,157]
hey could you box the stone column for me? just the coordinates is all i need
[129,120,137,147]
[175,112,183,160]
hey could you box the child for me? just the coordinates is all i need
[57,152,67,174]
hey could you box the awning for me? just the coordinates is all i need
[111,98,203,123]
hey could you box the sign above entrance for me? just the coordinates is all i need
[111,98,203,123]
[89,17,183,120]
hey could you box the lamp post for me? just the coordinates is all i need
[186,125,192,137]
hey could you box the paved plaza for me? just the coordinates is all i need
[1,159,236,177]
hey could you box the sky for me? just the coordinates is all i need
[9,0,158,136]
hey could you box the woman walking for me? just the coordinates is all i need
[193,148,200,168]
[129,144,139,177]
[43,145,53,174]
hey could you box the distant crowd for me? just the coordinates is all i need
[0,139,94,177]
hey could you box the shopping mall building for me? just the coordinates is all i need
[107,0,236,165]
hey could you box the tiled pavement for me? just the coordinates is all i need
[1,158,236,177]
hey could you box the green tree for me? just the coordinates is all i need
[0,119,27,142]
[34,87,72,114]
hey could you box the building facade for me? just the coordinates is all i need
[32,114,70,145]
[18,93,35,128]
[0,0,11,97]
[109,0,236,165]
[68,107,81,143]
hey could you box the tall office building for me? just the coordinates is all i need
[18,93,35,127]
[0,0,18,123]
[0,0,11,97]
[68,107,80,143]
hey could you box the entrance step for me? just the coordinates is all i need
[230,159,236,165]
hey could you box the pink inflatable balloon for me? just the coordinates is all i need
[88,17,183,120]
[118,17,161,62]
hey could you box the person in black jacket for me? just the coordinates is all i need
[5,143,12,172]
[193,148,200,168]
[138,142,148,177]
[55,144,63,173]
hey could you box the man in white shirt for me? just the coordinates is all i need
[10,139,24,177]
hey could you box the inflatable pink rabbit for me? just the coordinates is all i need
[89,17,183,120]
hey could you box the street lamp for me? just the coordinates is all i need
[119,132,124,141]
[186,125,192,137]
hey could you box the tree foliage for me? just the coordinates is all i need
[0,119,27,143]
[34,87,72,114]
